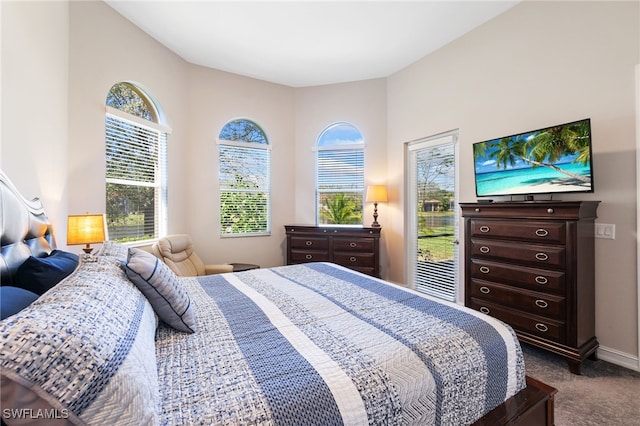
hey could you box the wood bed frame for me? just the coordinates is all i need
[474,376,557,425]
[0,169,557,425]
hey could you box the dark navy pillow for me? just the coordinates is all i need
[14,250,79,295]
[0,286,39,320]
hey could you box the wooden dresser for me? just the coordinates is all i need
[285,225,381,277]
[460,201,599,374]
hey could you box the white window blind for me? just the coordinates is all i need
[317,149,365,192]
[407,135,458,301]
[315,122,365,225]
[316,147,365,225]
[218,142,271,236]
[105,110,168,241]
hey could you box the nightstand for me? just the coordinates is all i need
[229,262,260,272]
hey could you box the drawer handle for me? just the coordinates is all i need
[349,256,357,262]
[479,246,490,254]
[547,208,554,214]
[479,266,490,274]
[479,307,490,314]
[480,286,490,294]
[305,254,313,260]
[535,253,549,261]
[535,276,548,285]
[479,225,490,233]
[535,229,549,237]
[535,299,549,309]
[535,323,549,332]
[475,208,480,212]
[305,240,313,246]
[349,242,357,248]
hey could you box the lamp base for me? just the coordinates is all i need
[82,244,93,254]
[371,202,381,227]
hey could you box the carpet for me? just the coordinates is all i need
[522,343,640,426]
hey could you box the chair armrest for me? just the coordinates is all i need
[204,264,234,275]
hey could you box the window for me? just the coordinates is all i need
[105,82,169,243]
[316,122,365,225]
[406,133,458,301]
[218,119,271,236]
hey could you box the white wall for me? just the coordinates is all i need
[1,1,69,239]
[387,0,639,366]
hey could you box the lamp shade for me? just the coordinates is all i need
[366,185,388,203]
[67,214,106,245]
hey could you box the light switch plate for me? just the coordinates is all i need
[595,223,615,239]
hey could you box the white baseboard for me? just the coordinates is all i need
[597,345,640,372]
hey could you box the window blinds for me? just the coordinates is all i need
[106,115,164,184]
[407,136,458,301]
[105,110,168,241]
[219,144,270,236]
[317,149,365,192]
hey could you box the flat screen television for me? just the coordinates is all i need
[472,118,594,198]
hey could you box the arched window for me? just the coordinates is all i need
[105,82,170,243]
[316,122,364,225]
[218,119,271,236]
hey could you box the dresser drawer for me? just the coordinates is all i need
[289,236,329,250]
[289,250,330,263]
[469,298,566,343]
[469,219,566,244]
[470,238,565,269]
[470,259,565,293]
[333,252,375,268]
[333,237,375,252]
[469,279,565,319]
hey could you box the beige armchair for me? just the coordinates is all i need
[151,234,233,277]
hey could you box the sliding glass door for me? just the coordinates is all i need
[406,133,459,301]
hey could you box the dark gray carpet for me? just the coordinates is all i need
[522,343,640,425]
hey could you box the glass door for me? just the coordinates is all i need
[406,133,458,301]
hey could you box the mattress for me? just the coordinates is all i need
[155,262,526,425]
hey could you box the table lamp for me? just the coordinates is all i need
[366,185,388,227]
[67,214,106,253]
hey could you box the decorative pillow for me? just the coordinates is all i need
[0,286,39,320]
[0,256,159,425]
[124,248,196,333]
[13,250,79,295]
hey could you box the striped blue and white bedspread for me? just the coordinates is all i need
[155,262,526,426]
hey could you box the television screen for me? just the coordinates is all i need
[472,118,593,198]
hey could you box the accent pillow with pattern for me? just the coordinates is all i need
[124,248,197,333]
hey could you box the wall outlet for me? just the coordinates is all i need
[595,223,615,239]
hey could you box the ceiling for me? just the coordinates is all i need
[105,1,520,88]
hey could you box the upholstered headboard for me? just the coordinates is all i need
[0,169,56,285]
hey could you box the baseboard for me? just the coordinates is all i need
[597,345,640,372]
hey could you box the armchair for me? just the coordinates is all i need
[151,234,233,277]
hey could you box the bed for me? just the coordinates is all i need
[0,170,556,425]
